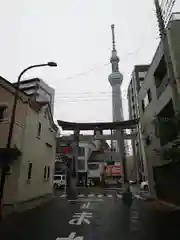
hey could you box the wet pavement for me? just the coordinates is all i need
[0,188,180,240]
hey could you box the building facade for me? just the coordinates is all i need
[0,77,57,206]
[14,78,55,115]
[138,14,180,194]
[127,65,149,182]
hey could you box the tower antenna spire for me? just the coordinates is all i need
[111,24,116,51]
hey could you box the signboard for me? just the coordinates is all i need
[106,165,120,176]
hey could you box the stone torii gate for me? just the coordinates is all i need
[57,119,138,198]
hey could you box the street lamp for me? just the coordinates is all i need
[0,62,57,218]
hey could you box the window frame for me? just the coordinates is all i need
[147,89,152,102]
[37,122,42,138]
[27,162,32,180]
[0,105,8,121]
[44,166,47,180]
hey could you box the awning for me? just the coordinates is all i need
[0,148,22,166]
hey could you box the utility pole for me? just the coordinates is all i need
[154,0,180,112]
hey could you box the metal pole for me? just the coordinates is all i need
[64,172,67,196]
[154,0,180,112]
[120,128,133,205]
[0,62,57,219]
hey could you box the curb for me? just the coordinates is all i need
[2,194,54,219]
[155,200,180,211]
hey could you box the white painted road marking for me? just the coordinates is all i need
[107,194,113,198]
[56,232,84,240]
[97,194,103,198]
[68,199,103,202]
[134,194,145,200]
[117,194,122,199]
[88,194,95,198]
[60,194,67,198]
[78,194,85,198]
[60,193,126,200]
[69,212,92,225]
[81,202,91,209]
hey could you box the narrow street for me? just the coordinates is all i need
[0,188,180,240]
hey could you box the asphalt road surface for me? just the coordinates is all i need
[0,188,180,240]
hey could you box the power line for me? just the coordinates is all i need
[160,0,176,25]
[56,44,149,83]
[54,96,128,103]
[164,0,176,25]
[55,89,127,96]
[54,91,128,99]
[59,63,110,82]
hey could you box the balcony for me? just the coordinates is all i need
[169,12,180,22]
[156,75,169,98]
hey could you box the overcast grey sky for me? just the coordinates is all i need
[1,0,180,123]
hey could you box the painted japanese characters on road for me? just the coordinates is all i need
[69,212,92,225]
[56,232,84,240]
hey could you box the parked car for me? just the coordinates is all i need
[53,174,66,189]
[129,180,137,185]
[140,181,149,191]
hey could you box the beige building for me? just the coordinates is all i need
[138,13,180,194]
[0,76,57,207]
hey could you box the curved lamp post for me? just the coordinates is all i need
[0,62,57,218]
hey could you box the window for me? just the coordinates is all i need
[47,166,50,180]
[78,147,85,156]
[27,163,32,180]
[54,175,62,180]
[147,89,152,102]
[138,71,147,79]
[144,94,149,108]
[44,108,48,119]
[145,136,151,146]
[37,122,42,138]
[44,166,47,180]
[88,164,99,170]
[78,159,85,170]
[44,165,50,180]
[142,100,145,112]
[0,106,7,121]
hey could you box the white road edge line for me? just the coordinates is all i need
[117,194,122,199]
[68,199,104,202]
[88,194,95,197]
[107,194,113,198]
[60,194,67,198]
[134,194,145,200]
[78,194,85,197]
[97,194,103,198]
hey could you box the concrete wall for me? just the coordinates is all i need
[168,19,180,97]
[0,84,28,204]
[138,20,180,193]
